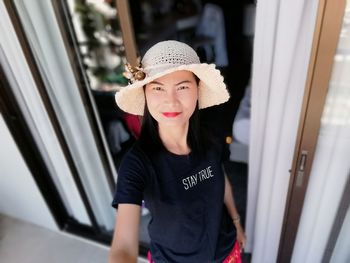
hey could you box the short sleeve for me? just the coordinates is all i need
[111,147,147,208]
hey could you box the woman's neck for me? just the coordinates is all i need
[158,123,190,155]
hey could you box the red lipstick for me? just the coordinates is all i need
[162,112,181,117]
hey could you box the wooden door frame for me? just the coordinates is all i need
[115,0,139,65]
[277,0,347,261]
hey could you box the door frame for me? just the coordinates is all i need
[1,0,116,245]
[277,0,347,261]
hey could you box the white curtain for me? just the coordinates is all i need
[247,0,319,262]
[292,2,350,262]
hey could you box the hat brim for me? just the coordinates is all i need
[115,63,230,116]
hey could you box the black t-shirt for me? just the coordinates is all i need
[112,143,235,263]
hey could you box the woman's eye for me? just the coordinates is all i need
[177,86,189,90]
[153,86,163,91]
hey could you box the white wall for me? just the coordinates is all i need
[0,114,57,231]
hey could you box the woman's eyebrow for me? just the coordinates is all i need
[148,81,164,85]
[175,80,193,86]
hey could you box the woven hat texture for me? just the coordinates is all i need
[115,40,230,115]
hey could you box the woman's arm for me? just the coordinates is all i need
[223,170,247,250]
[108,204,141,263]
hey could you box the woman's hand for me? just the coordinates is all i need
[235,223,247,251]
[222,174,247,252]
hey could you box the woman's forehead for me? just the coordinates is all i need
[150,70,196,84]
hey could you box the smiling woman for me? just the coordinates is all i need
[109,40,246,263]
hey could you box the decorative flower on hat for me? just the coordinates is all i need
[123,58,146,84]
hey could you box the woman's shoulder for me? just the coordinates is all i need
[118,142,150,171]
[119,141,158,174]
[200,125,228,161]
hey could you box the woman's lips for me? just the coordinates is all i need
[162,112,181,117]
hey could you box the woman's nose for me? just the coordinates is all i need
[164,90,178,104]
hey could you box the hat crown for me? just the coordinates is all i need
[142,40,200,70]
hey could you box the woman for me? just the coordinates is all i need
[109,40,246,263]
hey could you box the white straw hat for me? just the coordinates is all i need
[115,40,230,116]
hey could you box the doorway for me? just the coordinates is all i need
[1,0,256,259]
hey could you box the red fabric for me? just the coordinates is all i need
[123,113,141,139]
[223,241,242,263]
[147,250,154,263]
[147,242,241,263]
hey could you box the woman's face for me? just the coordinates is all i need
[145,70,198,128]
